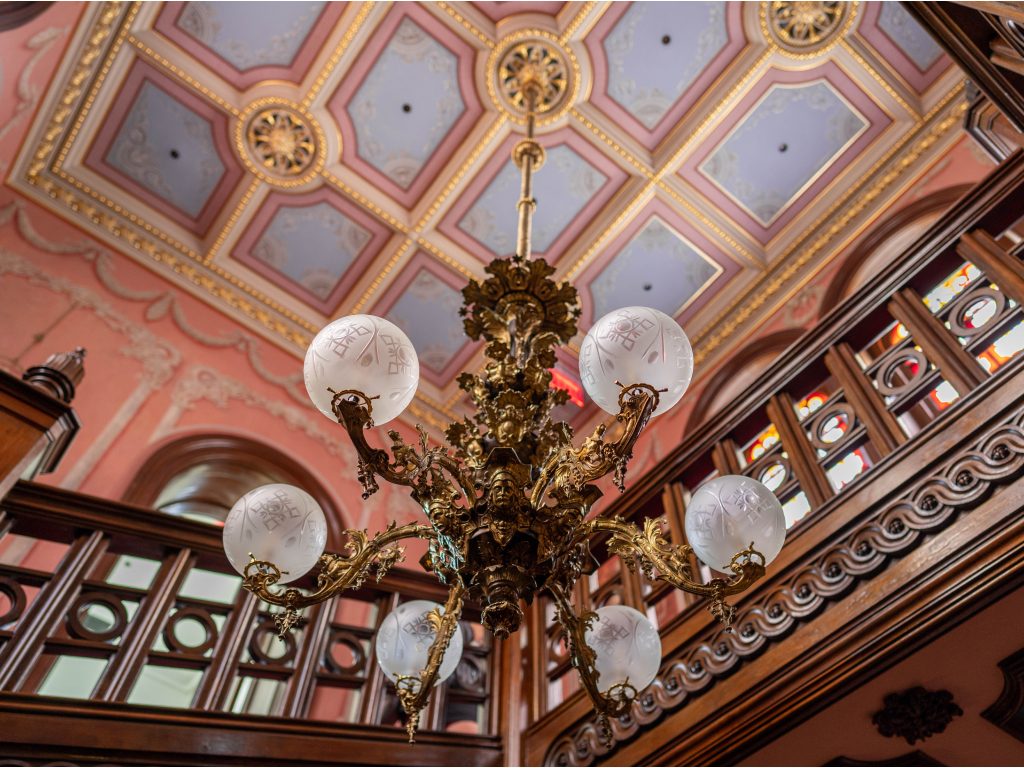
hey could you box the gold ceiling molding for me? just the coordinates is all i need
[206,179,261,265]
[762,1,856,58]
[437,1,495,49]
[302,2,375,108]
[559,2,601,45]
[691,83,967,366]
[235,99,326,188]
[127,33,241,117]
[838,38,918,118]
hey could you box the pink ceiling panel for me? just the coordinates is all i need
[575,196,741,330]
[678,62,892,244]
[857,2,951,93]
[154,2,346,89]
[371,251,480,387]
[84,60,244,238]
[472,2,565,22]
[232,187,394,315]
[327,4,485,210]
[585,2,747,151]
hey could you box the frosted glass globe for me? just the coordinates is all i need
[584,605,662,693]
[375,600,464,686]
[304,314,419,425]
[222,484,328,584]
[578,306,693,417]
[684,475,787,570]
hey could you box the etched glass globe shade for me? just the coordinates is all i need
[303,314,419,425]
[684,474,787,570]
[583,605,662,693]
[222,484,328,584]
[578,306,693,417]
[375,600,464,686]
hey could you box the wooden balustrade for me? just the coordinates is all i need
[523,152,1024,765]
[0,482,501,764]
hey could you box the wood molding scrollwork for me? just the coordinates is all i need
[981,645,1024,743]
[543,402,1024,765]
[871,687,963,745]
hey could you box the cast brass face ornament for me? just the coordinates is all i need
[233,77,772,746]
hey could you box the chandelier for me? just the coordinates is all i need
[221,42,786,744]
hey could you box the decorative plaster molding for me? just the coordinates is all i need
[981,645,1024,744]
[0,200,310,406]
[0,26,67,172]
[545,401,1024,765]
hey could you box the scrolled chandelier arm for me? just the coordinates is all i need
[223,40,788,744]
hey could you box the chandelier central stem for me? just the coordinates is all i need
[515,85,542,262]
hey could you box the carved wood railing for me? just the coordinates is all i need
[0,483,502,765]
[526,152,1024,765]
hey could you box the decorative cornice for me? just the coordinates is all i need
[545,400,1024,765]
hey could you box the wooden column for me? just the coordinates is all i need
[957,229,1024,302]
[711,438,742,475]
[824,343,906,454]
[361,592,398,724]
[97,548,194,701]
[0,530,106,690]
[765,394,831,508]
[660,482,688,546]
[281,600,332,717]
[524,598,547,724]
[888,288,988,395]
[193,591,259,710]
[494,633,523,767]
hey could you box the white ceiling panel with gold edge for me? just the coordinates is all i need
[8,1,967,434]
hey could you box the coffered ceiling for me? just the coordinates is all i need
[9,1,967,432]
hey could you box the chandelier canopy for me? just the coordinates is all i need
[222,40,786,744]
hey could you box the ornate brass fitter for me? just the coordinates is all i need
[767,1,847,49]
[241,69,766,742]
[245,106,317,178]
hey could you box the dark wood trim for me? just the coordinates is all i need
[981,645,1024,743]
[825,751,944,767]
[906,2,1024,132]
[819,185,974,312]
[0,693,503,766]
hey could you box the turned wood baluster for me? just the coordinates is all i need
[824,343,906,454]
[888,288,988,396]
[281,599,332,717]
[193,589,259,710]
[766,393,832,508]
[0,530,107,690]
[957,229,1024,302]
[95,548,195,701]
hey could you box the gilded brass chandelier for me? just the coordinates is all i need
[222,41,786,744]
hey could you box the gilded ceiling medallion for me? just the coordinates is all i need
[765,1,849,54]
[236,101,325,187]
[488,32,578,125]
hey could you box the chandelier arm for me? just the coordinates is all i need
[530,383,660,509]
[395,580,467,743]
[586,516,767,626]
[332,394,476,503]
[546,580,632,746]
[242,521,435,635]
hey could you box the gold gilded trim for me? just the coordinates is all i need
[350,238,414,314]
[302,2,375,107]
[128,34,241,117]
[437,1,494,49]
